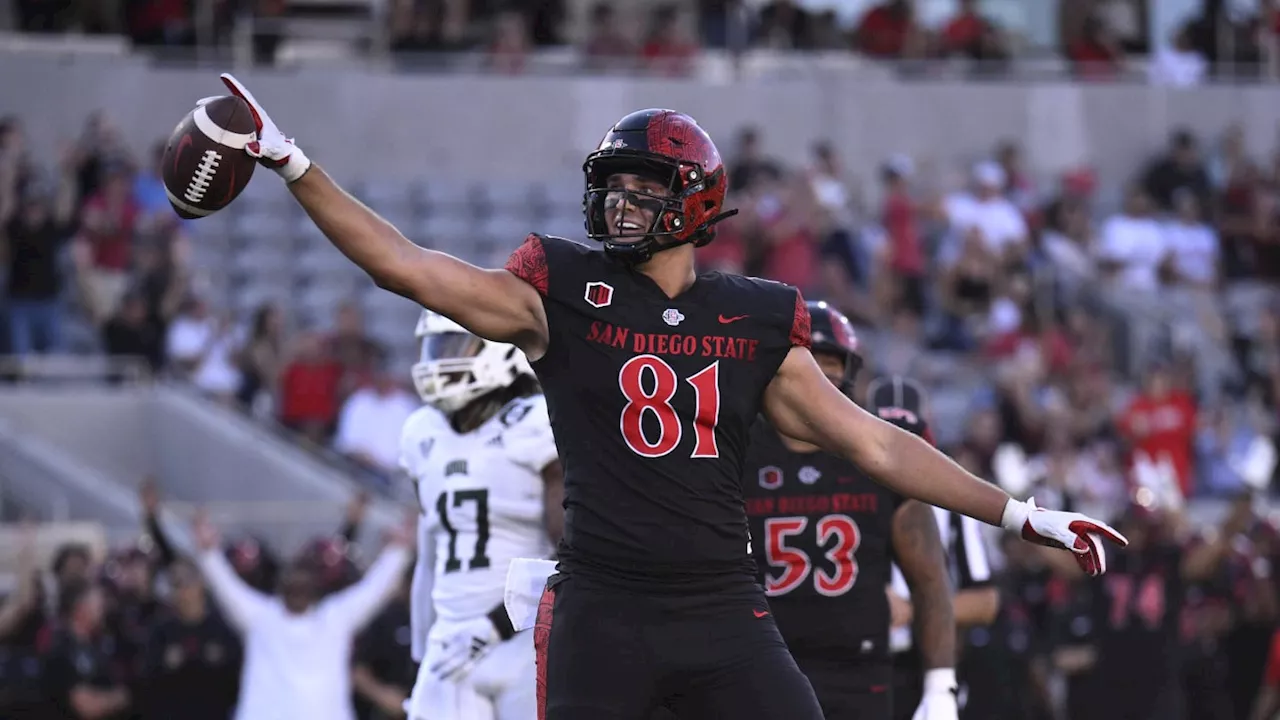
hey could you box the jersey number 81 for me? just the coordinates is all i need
[618,355,721,459]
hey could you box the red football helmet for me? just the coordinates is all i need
[583,109,737,263]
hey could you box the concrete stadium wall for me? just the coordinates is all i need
[7,52,1280,197]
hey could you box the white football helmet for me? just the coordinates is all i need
[411,311,534,413]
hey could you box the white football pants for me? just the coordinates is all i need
[407,620,537,720]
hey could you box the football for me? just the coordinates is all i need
[161,95,258,219]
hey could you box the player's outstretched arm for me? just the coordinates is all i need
[891,500,960,720]
[214,74,548,355]
[891,501,955,672]
[762,347,1127,576]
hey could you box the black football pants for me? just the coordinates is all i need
[534,572,824,720]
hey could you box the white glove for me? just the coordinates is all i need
[426,616,501,681]
[1001,497,1128,576]
[912,669,959,720]
[197,73,312,183]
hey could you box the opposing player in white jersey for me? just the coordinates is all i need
[401,310,563,720]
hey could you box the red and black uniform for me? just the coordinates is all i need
[742,418,905,719]
[1086,541,1186,720]
[507,231,820,719]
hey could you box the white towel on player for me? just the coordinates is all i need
[504,558,558,631]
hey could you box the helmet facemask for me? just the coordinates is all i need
[411,312,533,414]
[584,153,734,264]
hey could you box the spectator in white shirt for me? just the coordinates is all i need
[943,160,1029,265]
[334,365,419,474]
[1148,24,1207,88]
[166,295,244,402]
[193,511,413,720]
[1162,188,1220,289]
[1096,184,1167,291]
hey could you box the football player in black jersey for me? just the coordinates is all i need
[212,72,1127,720]
[743,302,958,720]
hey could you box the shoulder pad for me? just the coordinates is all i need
[495,395,559,474]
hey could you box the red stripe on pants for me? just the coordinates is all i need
[534,584,557,720]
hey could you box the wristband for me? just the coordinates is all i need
[487,603,516,641]
[1000,497,1030,533]
[922,668,958,695]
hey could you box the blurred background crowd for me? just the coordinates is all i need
[4,0,1280,718]
[4,0,1280,81]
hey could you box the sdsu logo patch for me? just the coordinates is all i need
[585,281,614,308]
[662,308,684,327]
[758,466,783,490]
[798,466,821,485]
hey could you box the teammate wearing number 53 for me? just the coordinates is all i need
[400,310,563,720]
[206,72,1127,719]
[743,303,958,720]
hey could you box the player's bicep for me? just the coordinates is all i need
[399,248,548,358]
[762,346,893,471]
[891,500,952,596]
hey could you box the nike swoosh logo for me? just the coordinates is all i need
[719,314,748,324]
[753,609,769,618]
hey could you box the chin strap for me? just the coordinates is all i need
[605,208,741,264]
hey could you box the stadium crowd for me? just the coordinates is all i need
[9,0,1279,80]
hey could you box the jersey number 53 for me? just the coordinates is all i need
[762,514,862,597]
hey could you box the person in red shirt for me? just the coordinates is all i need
[1068,14,1124,79]
[74,165,137,326]
[854,0,915,58]
[1117,363,1198,498]
[640,4,697,77]
[880,155,926,315]
[940,0,986,56]
[279,332,344,444]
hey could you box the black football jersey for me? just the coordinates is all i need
[505,234,811,587]
[742,418,905,663]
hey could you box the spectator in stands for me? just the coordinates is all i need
[1149,23,1208,87]
[280,331,344,444]
[854,0,923,59]
[939,0,1008,66]
[944,160,1030,268]
[876,154,927,318]
[102,291,166,372]
[166,295,243,402]
[329,301,383,398]
[0,524,47,717]
[192,510,412,720]
[333,358,418,478]
[728,126,782,196]
[1040,196,1097,302]
[1117,362,1198,498]
[1066,13,1125,80]
[72,163,137,327]
[752,0,813,50]
[1143,128,1212,213]
[139,558,241,720]
[488,9,530,74]
[351,566,414,720]
[641,4,697,77]
[1095,184,1166,292]
[2,176,75,356]
[1162,189,1220,290]
[42,580,133,720]
[238,302,287,415]
[124,0,193,46]
[581,2,635,71]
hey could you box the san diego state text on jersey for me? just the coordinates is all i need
[743,418,904,662]
[505,233,811,585]
[399,394,557,622]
